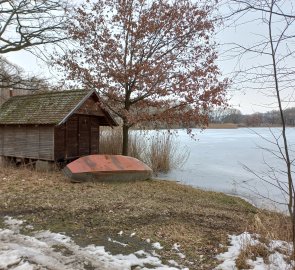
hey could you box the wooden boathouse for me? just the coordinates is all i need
[0,90,117,164]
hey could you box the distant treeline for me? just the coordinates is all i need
[209,108,295,127]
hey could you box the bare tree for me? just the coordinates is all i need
[209,108,242,123]
[0,57,52,105]
[0,0,69,54]
[0,57,48,89]
[223,0,295,254]
[0,0,70,99]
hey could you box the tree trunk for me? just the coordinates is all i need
[267,3,295,257]
[122,124,129,156]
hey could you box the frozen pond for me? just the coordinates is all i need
[144,128,295,211]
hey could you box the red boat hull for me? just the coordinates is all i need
[63,155,152,182]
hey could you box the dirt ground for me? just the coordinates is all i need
[0,166,261,269]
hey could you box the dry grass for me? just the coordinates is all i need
[0,166,259,269]
[236,242,269,269]
[141,132,188,173]
[99,128,188,173]
[99,128,122,155]
[144,133,172,173]
[250,211,292,243]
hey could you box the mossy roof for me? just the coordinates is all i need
[0,90,115,125]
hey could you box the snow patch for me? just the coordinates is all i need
[168,260,179,266]
[215,232,294,270]
[108,237,128,247]
[172,243,181,251]
[177,252,186,259]
[0,217,184,270]
[172,243,186,259]
[4,216,24,232]
[152,242,164,250]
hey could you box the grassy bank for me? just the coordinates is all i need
[0,167,288,269]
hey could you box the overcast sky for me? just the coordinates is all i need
[4,1,295,115]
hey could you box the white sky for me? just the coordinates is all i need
[6,50,46,76]
[4,1,295,115]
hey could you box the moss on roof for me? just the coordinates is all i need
[0,90,90,125]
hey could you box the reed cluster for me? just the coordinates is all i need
[99,128,189,174]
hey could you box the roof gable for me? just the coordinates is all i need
[0,90,117,126]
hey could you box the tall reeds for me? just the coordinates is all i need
[99,128,188,174]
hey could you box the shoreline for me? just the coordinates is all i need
[156,177,287,213]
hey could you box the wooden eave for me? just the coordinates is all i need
[57,90,118,127]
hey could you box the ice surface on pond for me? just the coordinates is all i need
[140,128,295,211]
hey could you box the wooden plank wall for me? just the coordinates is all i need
[54,114,100,161]
[78,115,90,156]
[54,125,65,161]
[0,125,54,160]
[77,96,105,116]
[90,117,99,154]
[66,115,78,157]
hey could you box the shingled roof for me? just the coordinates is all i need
[0,90,116,125]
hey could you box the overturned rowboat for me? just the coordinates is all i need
[63,155,153,182]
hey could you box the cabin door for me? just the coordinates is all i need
[90,117,99,154]
[78,115,90,156]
